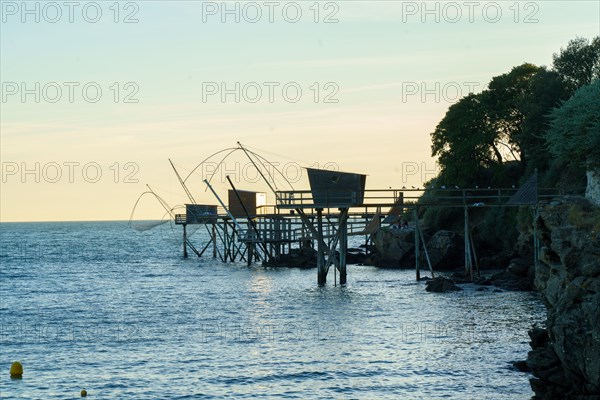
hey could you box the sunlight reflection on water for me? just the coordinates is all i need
[1,222,544,399]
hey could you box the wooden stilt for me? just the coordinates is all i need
[317,208,326,284]
[275,218,281,261]
[183,224,188,258]
[186,241,202,257]
[212,223,217,258]
[469,226,479,277]
[464,205,472,280]
[533,207,540,263]
[365,212,369,254]
[247,244,254,266]
[414,209,420,280]
[339,208,348,285]
[212,222,226,262]
[415,214,434,278]
[229,221,246,262]
[226,177,270,263]
[224,221,230,262]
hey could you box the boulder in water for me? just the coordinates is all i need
[270,247,317,268]
[371,227,416,268]
[425,276,462,292]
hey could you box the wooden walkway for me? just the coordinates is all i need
[174,184,560,285]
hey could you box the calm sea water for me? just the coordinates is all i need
[0,221,545,399]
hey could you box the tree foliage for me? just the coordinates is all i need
[430,63,544,186]
[431,93,497,186]
[519,69,571,173]
[430,36,599,188]
[424,36,599,258]
[546,80,600,170]
[552,37,600,94]
[484,63,541,165]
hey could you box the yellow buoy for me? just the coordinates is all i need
[10,362,23,378]
[81,389,87,397]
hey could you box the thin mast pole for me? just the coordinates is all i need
[203,179,245,233]
[237,141,281,202]
[226,175,271,262]
[169,158,196,204]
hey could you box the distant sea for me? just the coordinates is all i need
[1,221,545,399]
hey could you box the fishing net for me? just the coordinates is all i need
[129,220,169,231]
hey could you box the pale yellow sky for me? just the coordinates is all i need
[1,1,599,221]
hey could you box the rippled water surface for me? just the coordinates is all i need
[1,221,545,399]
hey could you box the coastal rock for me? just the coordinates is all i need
[529,326,549,349]
[474,276,493,286]
[479,250,514,270]
[586,169,600,206]
[526,198,600,398]
[425,276,462,292]
[449,271,473,283]
[271,247,317,268]
[512,360,531,372]
[371,227,415,268]
[506,257,530,277]
[515,228,535,263]
[426,230,464,270]
[346,249,367,265]
[490,269,534,291]
[488,256,536,291]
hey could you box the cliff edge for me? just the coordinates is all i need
[527,197,600,399]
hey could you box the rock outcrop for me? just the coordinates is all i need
[270,246,317,268]
[346,248,368,265]
[426,230,464,270]
[490,257,535,291]
[425,276,463,292]
[527,197,600,399]
[372,227,467,270]
[371,227,415,267]
[586,170,600,206]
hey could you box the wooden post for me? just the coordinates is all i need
[533,207,540,263]
[414,209,420,280]
[247,244,254,266]
[231,221,240,262]
[464,205,472,280]
[416,215,434,278]
[226,176,270,263]
[275,217,281,261]
[212,222,226,262]
[339,208,348,285]
[212,223,217,258]
[469,230,479,278]
[364,208,369,255]
[224,220,229,262]
[317,208,326,284]
[183,223,188,258]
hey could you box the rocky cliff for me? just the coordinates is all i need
[527,197,600,399]
[587,170,600,207]
[371,227,416,267]
[371,227,465,270]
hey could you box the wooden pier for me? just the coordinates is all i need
[175,166,552,285]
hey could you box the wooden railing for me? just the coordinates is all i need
[276,187,566,210]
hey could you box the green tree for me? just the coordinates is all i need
[431,93,500,186]
[431,64,546,186]
[552,36,600,94]
[546,80,600,170]
[484,63,541,166]
[519,68,570,174]
[430,37,598,189]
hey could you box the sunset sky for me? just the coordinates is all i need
[1,1,599,221]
